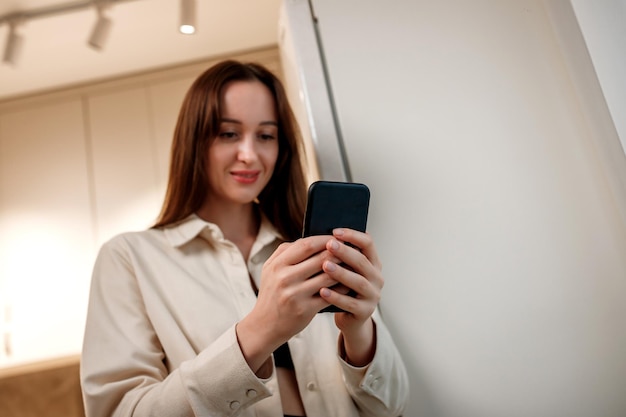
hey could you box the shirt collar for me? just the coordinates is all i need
[163,212,283,248]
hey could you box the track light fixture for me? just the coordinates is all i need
[88,3,113,50]
[0,0,199,67]
[179,0,197,35]
[3,20,24,66]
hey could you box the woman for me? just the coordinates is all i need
[80,60,408,417]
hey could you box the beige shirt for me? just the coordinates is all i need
[80,214,408,417]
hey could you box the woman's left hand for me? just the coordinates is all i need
[320,228,384,366]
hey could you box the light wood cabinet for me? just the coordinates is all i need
[0,355,83,417]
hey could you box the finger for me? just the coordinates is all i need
[333,229,382,270]
[293,248,342,283]
[279,235,335,265]
[277,279,333,313]
[283,238,343,283]
[326,239,384,291]
[264,249,341,295]
[323,259,379,300]
[301,271,339,295]
[319,286,369,317]
[328,283,351,295]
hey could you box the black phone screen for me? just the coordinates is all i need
[302,181,370,237]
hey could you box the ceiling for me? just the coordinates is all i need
[0,0,283,101]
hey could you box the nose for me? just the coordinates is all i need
[237,135,257,163]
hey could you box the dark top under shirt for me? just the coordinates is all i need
[273,341,295,370]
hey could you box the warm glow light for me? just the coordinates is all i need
[0,187,164,367]
[0,212,94,366]
[179,24,195,35]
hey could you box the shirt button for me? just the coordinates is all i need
[229,401,241,410]
[306,381,317,391]
[370,377,382,390]
[246,389,257,398]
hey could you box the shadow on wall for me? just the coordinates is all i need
[0,356,84,417]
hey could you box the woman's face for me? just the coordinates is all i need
[205,80,279,208]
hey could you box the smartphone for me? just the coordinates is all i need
[302,180,370,312]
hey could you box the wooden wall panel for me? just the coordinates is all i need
[87,88,163,245]
[147,76,197,203]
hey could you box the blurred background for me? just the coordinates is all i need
[1,1,284,415]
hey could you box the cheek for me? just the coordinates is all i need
[263,144,280,171]
[208,144,235,168]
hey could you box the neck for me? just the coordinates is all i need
[196,200,260,258]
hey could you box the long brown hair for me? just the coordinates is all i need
[153,60,307,241]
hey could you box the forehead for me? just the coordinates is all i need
[219,80,277,120]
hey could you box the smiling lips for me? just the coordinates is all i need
[231,170,260,184]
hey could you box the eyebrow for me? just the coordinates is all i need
[220,117,278,127]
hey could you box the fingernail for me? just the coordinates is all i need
[329,240,340,250]
[333,228,345,236]
[325,261,337,272]
[320,288,331,297]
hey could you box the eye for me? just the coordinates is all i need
[257,128,278,141]
[218,131,238,140]
[259,133,276,141]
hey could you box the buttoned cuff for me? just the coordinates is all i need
[179,324,274,416]
[338,316,395,402]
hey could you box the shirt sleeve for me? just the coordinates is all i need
[80,236,273,417]
[338,310,410,417]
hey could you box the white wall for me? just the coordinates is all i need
[280,0,626,416]
[545,0,626,229]
[569,0,626,155]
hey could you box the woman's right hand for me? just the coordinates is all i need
[236,235,337,373]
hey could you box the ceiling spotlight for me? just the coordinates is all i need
[88,4,113,50]
[3,21,24,66]
[179,0,196,35]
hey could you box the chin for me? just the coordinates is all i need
[231,193,261,205]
